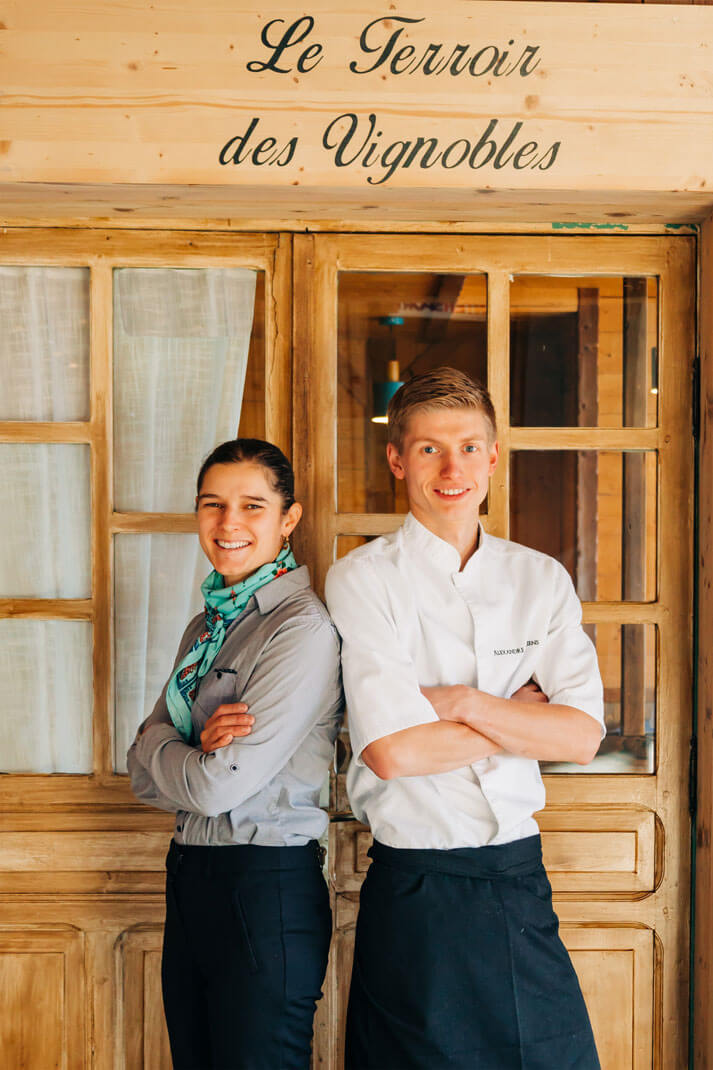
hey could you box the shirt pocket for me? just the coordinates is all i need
[193,667,239,722]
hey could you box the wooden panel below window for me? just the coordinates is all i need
[119,927,172,1070]
[563,926,654,1070]
[0,927,85,1069]
[539,808,656,892]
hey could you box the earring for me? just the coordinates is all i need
[281,535,290,551]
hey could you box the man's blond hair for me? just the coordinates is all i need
[387,367,497,449]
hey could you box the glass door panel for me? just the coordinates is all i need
[337,271,487,514]
[510,275,658,428]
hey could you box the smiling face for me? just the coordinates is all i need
[386,406,498,549]
[196,462,302,587]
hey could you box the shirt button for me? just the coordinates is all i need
[230,762,240,773]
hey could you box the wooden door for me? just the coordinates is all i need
[294,234,695,1070]
[0,228,291,1068]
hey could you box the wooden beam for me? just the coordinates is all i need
[0,184,710,232]
[694,214,713,1069]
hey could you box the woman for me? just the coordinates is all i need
[127,438,342,1070]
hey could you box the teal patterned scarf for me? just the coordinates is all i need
[166,544,297,742]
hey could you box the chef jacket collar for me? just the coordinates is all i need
[401,512,489,575]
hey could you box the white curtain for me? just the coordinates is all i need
[112,268,257,771]
[113,268,257,512]
[0,444,91,598]
[0,620,93,773]
[114,534,206,772]
[0,266,89,421]
[0,268,92,772]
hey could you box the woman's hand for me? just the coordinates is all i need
[200,703,254,753]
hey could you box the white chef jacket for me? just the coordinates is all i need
[324,513,605,850]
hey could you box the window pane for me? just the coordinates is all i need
[542,622,656,774]
[510,451,657,602]
[114,533,207,772]
[510,276,658,428]
[0,267,90,421]
[0,444,91,597]
[113,268,262,513]
[337,272,487,513]
[0,620,92,772]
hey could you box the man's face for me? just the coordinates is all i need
[386,407,498,539]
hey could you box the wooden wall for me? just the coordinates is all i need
[1,1,712,198]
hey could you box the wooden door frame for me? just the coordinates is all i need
[694,215,713,1070]
[294,232,695,1069]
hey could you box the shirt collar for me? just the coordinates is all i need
[253,563,311,614]
[401,512,488,575]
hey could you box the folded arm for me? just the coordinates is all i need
[130,616,341,818]
[362,720,501,780]
[422,684,601,765]
[326,558,505,781]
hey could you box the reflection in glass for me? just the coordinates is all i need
[0,620,92,772]
[337,272,487,513]
[510,276,658,428]
[510,451,656,602]
[114,534,207,772]
[113,268,261,513]
[0,267,90,421]
[0,444,91,597]
[542,623,656,774]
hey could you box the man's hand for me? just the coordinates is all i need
[200,703,254,753]
[422,680,548,725]
[423,679,600,765]
[420,685,474,724]
[511,679,549,704]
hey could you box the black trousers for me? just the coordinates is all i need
[162,839,331,1070]
[346,835,600,1070]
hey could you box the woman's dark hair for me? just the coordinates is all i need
[196,439,296,512]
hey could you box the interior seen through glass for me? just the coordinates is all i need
[337,271,487,514]
[510,275,658,428]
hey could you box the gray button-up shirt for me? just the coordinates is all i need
[127,566,343,846]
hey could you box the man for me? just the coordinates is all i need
[324,367,604,1070]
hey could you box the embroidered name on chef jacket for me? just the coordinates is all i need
[494,640,540,655]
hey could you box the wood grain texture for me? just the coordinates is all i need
[1,2,712,195]
[564,927,654,1070]
[0,184,710,231]
[0,927,85,1070]
[292,233,338,598]
[487,270,511,539]
[90,263,113,777]
[694,214,713,1069]
[265,233,293,457]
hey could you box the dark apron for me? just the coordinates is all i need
[346,834,600,1070]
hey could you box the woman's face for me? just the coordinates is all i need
[196,462,301,587]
